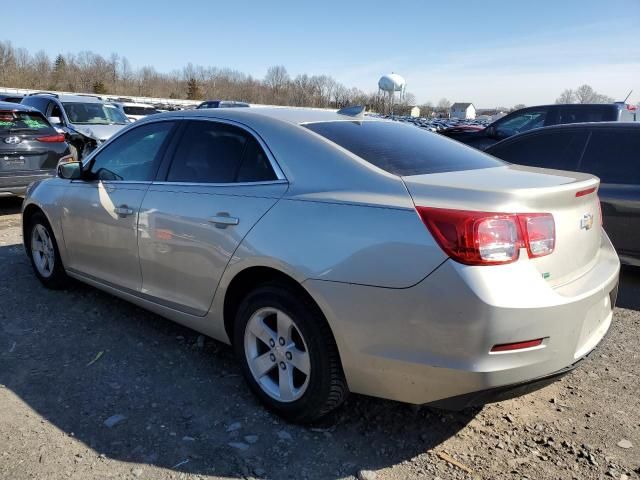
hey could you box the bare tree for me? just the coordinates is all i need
[555,89,575,104]
[556,85,613,104]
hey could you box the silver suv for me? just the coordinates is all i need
[21,93,130,160]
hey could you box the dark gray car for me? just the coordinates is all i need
[0,102,70,197]
[486,122,640,266]
[442,103,637,150]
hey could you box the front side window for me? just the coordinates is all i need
[63,102,129,125]
[487,130,589,171]
[305,120,504,176]
[89,122,174,181]
[579,129,640,185]
[494,110,547,137]
[166,121,276,183]
[557,106,616,124]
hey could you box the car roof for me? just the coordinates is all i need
[57,94,104,103]
[0,101,39,112]
[518,121,640,132]
[156,106,383,126]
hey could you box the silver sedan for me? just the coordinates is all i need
[22,107,620,422]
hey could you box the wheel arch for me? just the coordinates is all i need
[222,266,334,350]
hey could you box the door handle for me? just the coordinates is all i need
[208,213,239,228]
[114,205,134,217]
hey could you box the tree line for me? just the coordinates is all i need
[0,41,418,112]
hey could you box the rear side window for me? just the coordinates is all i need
[0,110,51,132]
[557,106,617,124]
[578,129,640,184]
[487,130,589,171]
[304,121,504,176]
[167,121,276,183]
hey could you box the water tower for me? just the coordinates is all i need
[378,73,406,114]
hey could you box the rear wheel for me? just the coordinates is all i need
[234,283,348,423]
[27,212,69,289]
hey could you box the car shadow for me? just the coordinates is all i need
[0,196,22,216]
[0,243,476,478]
[617,265,640,311]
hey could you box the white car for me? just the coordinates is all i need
[116,102,160,122]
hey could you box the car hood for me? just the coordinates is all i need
[71,124,127,142]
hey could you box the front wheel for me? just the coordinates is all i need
[27,212,69,289]
[234,283,348,423]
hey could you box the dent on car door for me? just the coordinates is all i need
[577,128,640,262]
[138,120,287,316]
[60,121,176,290]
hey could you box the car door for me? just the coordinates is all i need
[137,119,288,315]
[485,128,589,172]
[577,127,640,263]
[60,120,177,290]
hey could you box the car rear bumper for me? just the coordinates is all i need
[304,231,620,405]
[0,171,55,196]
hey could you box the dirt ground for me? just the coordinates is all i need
[0,196,638,480]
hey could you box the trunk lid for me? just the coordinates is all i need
[403,164,602,287]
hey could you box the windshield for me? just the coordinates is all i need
[63,102,129,125]
[305,120,504,176]
[0,110,51,132]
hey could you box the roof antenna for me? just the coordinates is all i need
[337,105,366,117]
[622,90,633,103]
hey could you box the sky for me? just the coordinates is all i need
[3,0,639,107]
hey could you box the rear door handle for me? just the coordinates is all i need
[208,213,239,228]
[114,205,134,217]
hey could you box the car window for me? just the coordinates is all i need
[50,103,63,119]
[494,110,547,137]
[21,97,51,114]
[578,129,640,185]
[487,130,589,171]
[167,121,275,183]
[557,106,617,124]
[0,110,52,133]
[305,121,504,176]
[89,122,174,181]
[123,106,159,116]
[63,102,129,125]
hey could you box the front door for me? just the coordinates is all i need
[61,121,176,290]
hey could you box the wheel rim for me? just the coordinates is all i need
[244,307,311,402]
[31,224,55,278]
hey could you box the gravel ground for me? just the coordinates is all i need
[0,196,638,480]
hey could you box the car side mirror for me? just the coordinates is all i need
[57,159,83,180]
[48,116,62,126]
[485,125,497,138]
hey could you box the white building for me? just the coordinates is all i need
[450,102,476,120]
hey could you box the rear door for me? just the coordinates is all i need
[61,120,176,290]
[138,119,287,315]
[577,127,640,263]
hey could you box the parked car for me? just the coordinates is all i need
[113,102,160,122]
[0,102,70,197]
[486,122,640,266]
[441,103,637,150]
[21,93,130,160]
[22,107,619,422]
[0,93,24,104]
[197,100,250,109]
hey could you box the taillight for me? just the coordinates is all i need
[36,134,65,143]
[416,207,555,266]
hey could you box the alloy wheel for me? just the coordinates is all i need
[31,224,55,278]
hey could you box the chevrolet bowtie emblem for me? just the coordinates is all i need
[580,213,594,231]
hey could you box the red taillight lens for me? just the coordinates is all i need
[416,207,555,265]
[36,134,65,143]
[518,213,555,258]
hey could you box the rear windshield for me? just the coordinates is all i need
[305,120,504,176]
[123,106,159,116]
[0,110,51,132]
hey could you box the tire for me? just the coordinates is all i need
[234,282,348,423]
[26,212,69,289]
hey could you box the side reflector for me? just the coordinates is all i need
[575,186,597,197]
[491,338,544,352]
